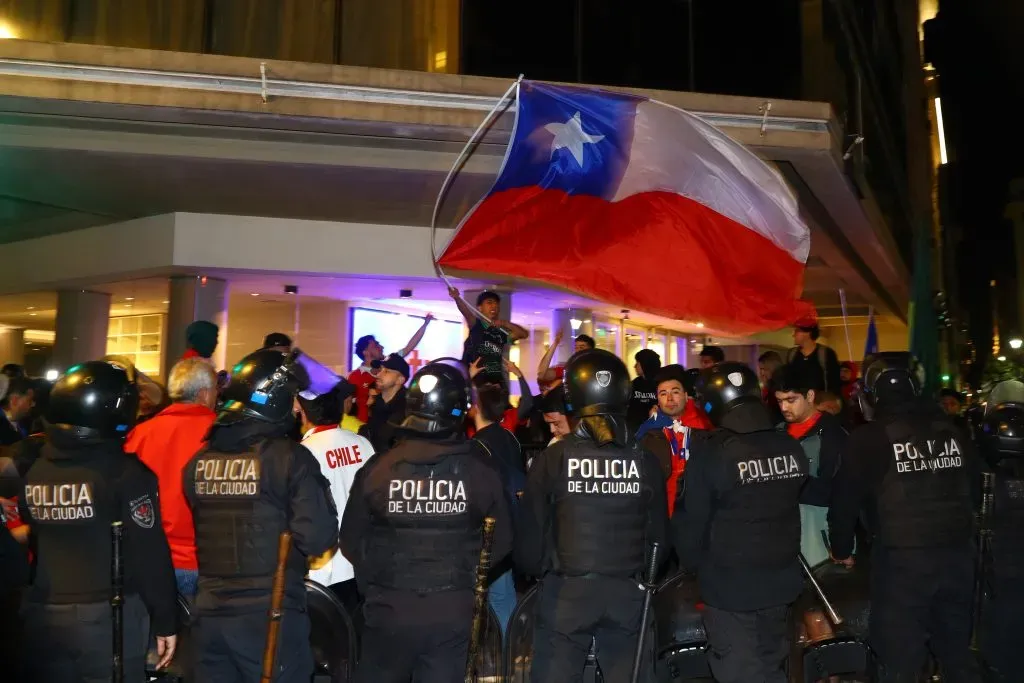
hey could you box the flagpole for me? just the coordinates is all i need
[838,288,855,363]
[430,75,522,323]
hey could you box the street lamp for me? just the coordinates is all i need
[1010,338,1023,350]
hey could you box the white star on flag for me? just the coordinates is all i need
[544,111,605,167]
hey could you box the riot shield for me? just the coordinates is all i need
[794,559,871,683]
[468,602,503,682]
[651,572,710,682]
[306,580,358,683]
[500,581,604,683]
[979,473,1024,680]
[503,583,539,682]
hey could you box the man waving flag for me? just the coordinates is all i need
[440,80,814,335]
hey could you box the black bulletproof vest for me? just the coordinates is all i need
[189,444,292,579]
[709,430,807,569]
[24,446,121,604]
[992,476,1024,581]
[876,417,973,548]
[553,436,647,577]
[365,445,482,593]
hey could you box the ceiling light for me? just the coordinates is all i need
[29,313,36,316]
[998,355,1007,362]
[161,300,169,304]
[251,293,260,297]
[26,306,34,310]
[0,22,17,40]
[696,322,705,328]
[125,297,135,301]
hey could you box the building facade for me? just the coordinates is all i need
[0,0,939,383]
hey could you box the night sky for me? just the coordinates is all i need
[464,0,1024,375]
[932,0,1024,364]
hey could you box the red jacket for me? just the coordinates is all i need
[348,368,376,424]
[124,402,216,570]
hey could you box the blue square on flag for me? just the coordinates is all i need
[493,82,639,200]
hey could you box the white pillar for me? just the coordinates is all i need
[0,328,25,366]
[53,290,111,369]
[551,308,595,364]
[163,276,228,372]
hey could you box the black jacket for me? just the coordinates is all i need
[828,401,980,561]
[20,430,178,635]
[673,403,809,611]
[183,419,338,614]
[360,387,408,454]
[516,427,668,578]
[339,435,512,594]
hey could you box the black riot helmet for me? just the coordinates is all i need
[981,380,1024,464]
[396,358,471,436]
[218,348,311,425]
[692,362,761,427]
[563,348,631,417]
[45,360,140,440]
[859,351,924,420]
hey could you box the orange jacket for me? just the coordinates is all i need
[125,402,216,570]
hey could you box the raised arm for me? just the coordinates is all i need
[537,329,564,383]
[399,313,434,357]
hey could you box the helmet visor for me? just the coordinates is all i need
[287,349,340,400]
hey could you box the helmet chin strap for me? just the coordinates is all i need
[574,414,629,447]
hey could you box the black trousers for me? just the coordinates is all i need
[192,609,312,683]
[702,603,789,683]
[870,545,982,683]
[354,587,474,683]
[21,594,150,683]
[530,574,649,683]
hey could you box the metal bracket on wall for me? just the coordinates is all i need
[260,62,268,103]
[758,101,772,137]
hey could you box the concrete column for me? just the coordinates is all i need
[551,308,595,364]
[163,276,228,373]
[0,328,25,366]
[53,290,111,370]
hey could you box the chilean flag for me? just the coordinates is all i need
[439,80,814,334]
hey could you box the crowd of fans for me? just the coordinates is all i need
[0,300,977,665]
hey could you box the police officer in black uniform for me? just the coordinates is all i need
[976,380,1024,681]
[517,348,667,683]
[673,361,808,683]
[829,352,982,682]
[340,359,512,683]
[18,359,179,682]
[184,348,339,683]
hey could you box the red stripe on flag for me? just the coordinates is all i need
[440,187,814,335]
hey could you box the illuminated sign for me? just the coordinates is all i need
[350,308,464,373]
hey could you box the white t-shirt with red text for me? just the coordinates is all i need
[301,425,373,586]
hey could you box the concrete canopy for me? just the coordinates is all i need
[0,40,908,331]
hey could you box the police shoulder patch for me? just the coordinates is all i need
[130,495,155,529]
